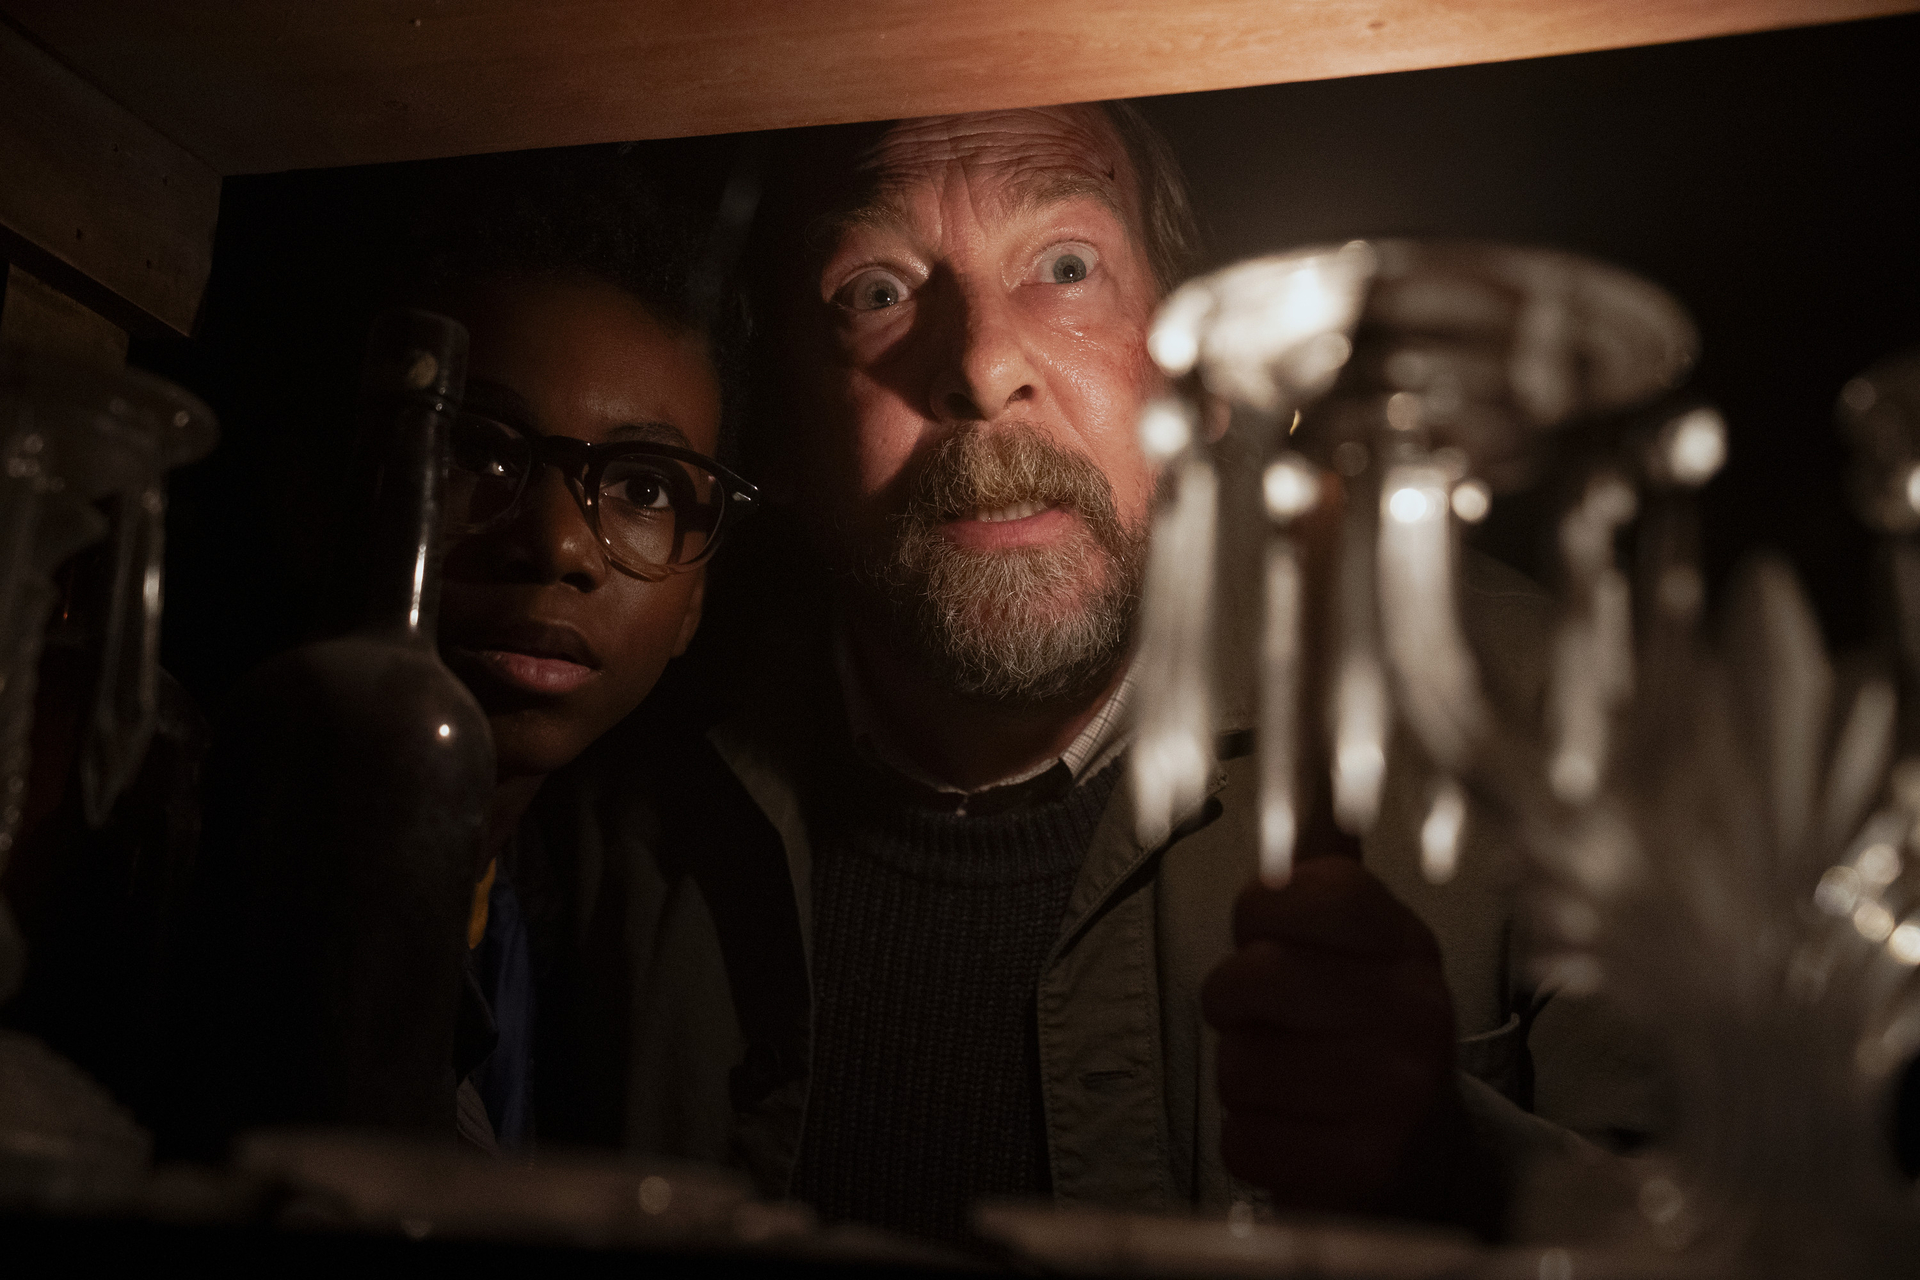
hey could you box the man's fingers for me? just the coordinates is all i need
[1215,1028,1444,1118]
[1200,941,1454,1035]
[1231,857,1439,958]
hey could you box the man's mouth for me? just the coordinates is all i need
[973,500,1051,523]
[939,500,1074,551]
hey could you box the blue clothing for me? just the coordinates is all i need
[469,865,536,1149]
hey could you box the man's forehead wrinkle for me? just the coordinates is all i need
[838,156,1127,255]
[857,107,1124,185]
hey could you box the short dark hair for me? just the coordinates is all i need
[401,144,748,463]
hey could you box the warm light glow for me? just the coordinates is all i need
[1889,921,1920,966]
[1260,800,1295,888]
[1855,841,1901,888]
[1420,779,1466,884]
[1450,479,1491,523]
[1386,391,1423,432]
[1387,486,1430,523]
[1549,752,1600,805]
[1263,456,1320,521]
[437,723,452,739]
[408,545,429,630]
[1146,282,1209,376]
[1815,864,1862,916]
[1663,408,1727,486]
[1854,898,1896,943]
[1138,399,1192,461]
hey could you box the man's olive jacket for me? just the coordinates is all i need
[525,557,1655,1207]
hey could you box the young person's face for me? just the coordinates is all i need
[437,275,721,778]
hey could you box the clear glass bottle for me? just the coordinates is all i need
[162,311,494,1150]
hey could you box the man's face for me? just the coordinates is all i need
[802,106,1165,705]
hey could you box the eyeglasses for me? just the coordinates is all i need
[446,412,759,580]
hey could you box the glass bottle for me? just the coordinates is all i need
[161,311,494,1150]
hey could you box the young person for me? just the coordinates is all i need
[151,148,757,1155]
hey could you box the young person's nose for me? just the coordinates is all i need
[496,466,608,590]
[925,275,1039,425]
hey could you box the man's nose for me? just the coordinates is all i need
[498,466,607,589]
[927,279,1038,424]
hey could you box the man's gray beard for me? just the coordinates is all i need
[849,426,1148,708]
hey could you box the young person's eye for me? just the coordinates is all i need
[604,468,676,512]
[1032,243,1099,286]
[835,268,913,313]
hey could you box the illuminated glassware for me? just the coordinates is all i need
[1131,240,1697,885]
[1133,245,1920,1270]
[0,358,216,1002]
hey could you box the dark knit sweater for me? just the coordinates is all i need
[790,760,1124,1243]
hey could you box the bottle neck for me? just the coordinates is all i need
[352,310,468,647]
[359,400,449,645]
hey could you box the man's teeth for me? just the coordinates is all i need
[973,501,1049,523]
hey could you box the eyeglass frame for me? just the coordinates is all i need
[447,410,761,581]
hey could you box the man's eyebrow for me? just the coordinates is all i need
[994,168,1127,225]
[815,167,1126,252]
[606,420,694,449]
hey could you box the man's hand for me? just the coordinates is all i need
[1202,855,1468,1217]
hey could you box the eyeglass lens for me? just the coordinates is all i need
[446,415,722,572]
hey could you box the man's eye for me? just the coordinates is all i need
[1036,244,1098,286]
[838,269,911,312]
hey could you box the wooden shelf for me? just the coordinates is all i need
[0,0,1911,336]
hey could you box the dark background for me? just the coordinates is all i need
[134,13,1920,706]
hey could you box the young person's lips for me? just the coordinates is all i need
[447,622,601,697]
[465,649,598,695]
[940,502,1074,551]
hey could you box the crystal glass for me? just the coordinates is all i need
[0,358,216,1002]
[1130,240,1920,1274]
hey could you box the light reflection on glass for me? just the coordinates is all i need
[1262,456,1320,521]
[1387,486,1429,523]
[1450,479,1491,523]
[1661,407,1728,486]
[1419,778,1466,884]
[1853,898,1896,944]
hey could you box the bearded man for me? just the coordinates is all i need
[532,103,1634,1246]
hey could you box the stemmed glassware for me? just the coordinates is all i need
[0,358,216,1002]
[1130,241,1920,1274]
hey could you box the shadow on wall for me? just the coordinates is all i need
[1137,13,1920,650]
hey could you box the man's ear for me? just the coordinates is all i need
[671,569,708,658]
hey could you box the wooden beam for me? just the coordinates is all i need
[0,264,128,370]
[0,18,220,337]
[1,1,1912,176]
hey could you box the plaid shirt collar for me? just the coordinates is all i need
[836,632,1136,814]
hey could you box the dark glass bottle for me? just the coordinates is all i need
[157,311,494,1153]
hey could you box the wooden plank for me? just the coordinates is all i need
[0,18,220,337]
[1,0,1911,176]
[0,264,129,370]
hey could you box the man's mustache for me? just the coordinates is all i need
[895,426,1122,539]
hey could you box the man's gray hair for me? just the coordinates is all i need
[1096,100,1200,297]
